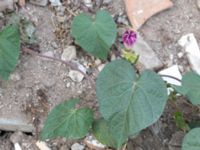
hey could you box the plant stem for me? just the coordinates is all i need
[159,74,182,82]
[22,47,94,84]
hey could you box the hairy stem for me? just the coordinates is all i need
[160,74,182,82]
[22,47,94,85]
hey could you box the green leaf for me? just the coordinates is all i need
[0,25,20,80]
[71,10,117,60]
[40,99,94,140]
[93,118,117,148]
[182,128,200,150]
[175,72,200,105]
[96,60,168,147]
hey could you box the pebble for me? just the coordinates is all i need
[10,73,21,81]
[50,0,62,6]
[169,131,184,150]
[68,70,84,82]
[71,143,84,150]
[103,0,113,4]
[94,59,101,66]
[57,15,66,23]
[36,141,51,150]
[197,0,200,10]
[29,0,48,6]
[83,0,93,8]
[98,64,106,72]
[177,52,184,58]
[10,131,24,143]
[61,46,77,61]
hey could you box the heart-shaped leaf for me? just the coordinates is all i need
[174,71,200,105]
[71,10,117,60]
[0,25,20,80]
[92,118,117,148]
[182,128,200,150]
[96,60,168,147]
[40,99,93,140]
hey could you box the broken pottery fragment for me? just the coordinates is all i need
[124,0,173,30]
[178,33,200,75]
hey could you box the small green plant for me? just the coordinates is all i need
[1,10,200,150]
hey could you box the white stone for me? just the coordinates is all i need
[14,143,22,150]
[177,52,184,58]
[49,0,62,6]
[178,33,200,75]
[83,0,93,8]
[10,73,21,81]
[36,141,51,150]
[71,143,84,150]
[68,70,84,82]
[84,135,106,149]
[61,46,77,61]
[159,65,182,86]
[42,51,54,61]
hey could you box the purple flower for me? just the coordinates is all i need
[122,30,137,48]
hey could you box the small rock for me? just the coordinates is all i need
[94,59,101,66]
[10,131,24,144]
[0,0,14,12]
[49,0,62,6]
[14,143,22,150]
[68,70,84,82]
[177,52,184,58]
[178,33,200,75]
[71,143,84,150]
[30,0,48,6]
[10,73,21,81]
[103,0,113,4]
[61,46,77,61]
[36,141,51,150]
[83,0,93,8]
[169,131,184,150]
[132,34,163,70]
[98,64,106,72]
[84,135,106,150]
[51,42,58,49]
[0,118,34,132]
[197,0,200,10]
[42,51,54,61]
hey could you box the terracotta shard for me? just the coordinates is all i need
[124,0,173,30]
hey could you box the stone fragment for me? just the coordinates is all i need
[83,0,93,8]
[49,0,62,6]
[131,34,163,70]
[0,118,34,132]
[68,70,84,82]
[10,131,24,143]
[84,135,106,150]
[10,73,21,81]
[36,141,51,150]
[14,143,22,150]
[124,0,173,30]
[30,0,48,6]
[197,0,200,10]
[42,51,54,61]
[159,65,182,86]
[169,131,184,150]
[71,143,84,150]
[178,33,200,75]
[61,46,77,61]
[0,0,14,12]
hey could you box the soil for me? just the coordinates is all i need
[0,0,200,150]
